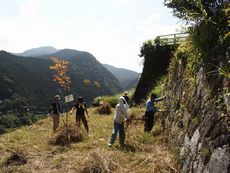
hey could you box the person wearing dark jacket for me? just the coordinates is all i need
[70,97,89,132]
[144,93,165,132]
[123,91,130,104]
[48,95,63,132]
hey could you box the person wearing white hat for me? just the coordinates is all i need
[48,95,63,132]
[108,96,130,148]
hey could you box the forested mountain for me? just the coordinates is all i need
[39,49,123,98]
[15,47,139,90]
[15,46,58,57]
[103,64,140,90]
[0,50,122,113]
[39,49,96,60]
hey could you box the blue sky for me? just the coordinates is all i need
[0,0,180,72]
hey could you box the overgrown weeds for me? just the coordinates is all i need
[93,96,118,108]
[95,103,112,115]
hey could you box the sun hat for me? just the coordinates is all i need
[78,96,83,102]
[54,95,60,99]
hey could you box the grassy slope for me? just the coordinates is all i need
[0,107,180,173]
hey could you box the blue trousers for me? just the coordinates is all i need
[109,120,125,145]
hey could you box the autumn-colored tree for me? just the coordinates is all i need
[49,57,71,91]
[49,57,72,142]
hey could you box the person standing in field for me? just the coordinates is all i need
[123,91,130,104]
[144,93,165,132]
[48,95,63,132]
[108,96,130,148]
[70,96,89,133]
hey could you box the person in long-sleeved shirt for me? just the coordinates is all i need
[144,93,165,132]
[108,96,129,148]
[48,95,63,132]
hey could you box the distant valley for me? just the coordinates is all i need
[0,46,139,113]
[103,64,140,90]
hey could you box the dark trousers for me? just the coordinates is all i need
[109,121,125,146]
[52,114,59,132]
[76,115,89,132]
[144,111,155,132]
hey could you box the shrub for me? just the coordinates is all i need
[93,96,118,108]
[92,97,102,107]
[103,97,118,108]
[0,124,6,134]
[1,114,21,128]
[19,116,32,125]
[96,103,112,115]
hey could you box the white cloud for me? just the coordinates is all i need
[19,0,42,19]
[0,0,74,52]
[0,0,179,72]
[140,13,162,26]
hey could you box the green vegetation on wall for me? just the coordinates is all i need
[160,0,230,140]
[133,38,176,104]
[164,0,229,72]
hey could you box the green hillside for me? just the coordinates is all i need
[0,51,56,112]
[0,50,122,113]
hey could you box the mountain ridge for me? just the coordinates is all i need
[15,46,58,57]
[0,50,122,112]
[12,46,140,91]
[103,64,140,90]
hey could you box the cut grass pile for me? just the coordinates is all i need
[0,107,180,173]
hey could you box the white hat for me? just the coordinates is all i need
[54,95,60,99]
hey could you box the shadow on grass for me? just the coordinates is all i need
[151,129,162,137]
[114,143,136,152]
[123,143,136,152]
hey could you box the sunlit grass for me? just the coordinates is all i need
[0,107,180,172]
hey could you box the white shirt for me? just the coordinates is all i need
[114,96,129,124]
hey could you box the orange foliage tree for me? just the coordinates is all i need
[49,57,72,140]
[49,57,71,92]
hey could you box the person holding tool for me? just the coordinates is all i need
[144,93,165,132]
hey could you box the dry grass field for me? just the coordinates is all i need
[0,107,180,173]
